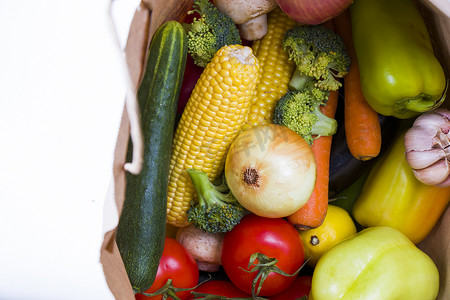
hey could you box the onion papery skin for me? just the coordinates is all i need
[275,0,354,25]
[224,124,317,218]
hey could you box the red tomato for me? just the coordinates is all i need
[194,280,251,298]
[268,275,312,300]
[221,214,305,296]
[135,237,199,300]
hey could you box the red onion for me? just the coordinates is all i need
[275,0,354,25]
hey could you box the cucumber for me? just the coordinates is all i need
[116,21,188,294]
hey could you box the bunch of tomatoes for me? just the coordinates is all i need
[135,214,314,299]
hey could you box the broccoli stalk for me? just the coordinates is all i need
[273,82,337,144]
[283,25,351,91]
[288,69,314,91]
[186,168,248,233]
[186,0,242,68]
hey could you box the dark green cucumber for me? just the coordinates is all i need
[116,21,188,294]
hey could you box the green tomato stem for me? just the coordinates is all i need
[240,252,306,298]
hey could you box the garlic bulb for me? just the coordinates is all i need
[404,108,450,187]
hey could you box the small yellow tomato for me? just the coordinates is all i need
[299,205,356,266]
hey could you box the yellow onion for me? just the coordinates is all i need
[224,124,316,218]
[404,108,450,187]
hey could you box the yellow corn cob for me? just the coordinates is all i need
[166,44,260,227]
[244,7,298,129]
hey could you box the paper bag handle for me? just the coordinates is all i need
[108,0,144,175]
[123,91,144,175]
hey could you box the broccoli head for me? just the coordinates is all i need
[283,25,351,91]
[186,0,242,68]
[273,82,338,144]
[186,168,248,233]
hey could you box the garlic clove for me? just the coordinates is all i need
[413,159,450,186]
[436,173,450,188]
[405,148,447,169]
[404,126,440,152]
[404,108,450,187]
[413,111,448,131]
[435,108,450,121]
[437,130,450,148]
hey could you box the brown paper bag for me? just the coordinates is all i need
[418,205,450,300]
[100,0,449,298]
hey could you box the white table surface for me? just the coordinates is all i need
[0,0,138,299]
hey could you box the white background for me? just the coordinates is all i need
[0,0,138,299]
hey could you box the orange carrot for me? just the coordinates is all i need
[287,89,339,230]
[287,20,339,230]
[334,9,381,161]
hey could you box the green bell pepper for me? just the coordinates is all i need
[310,226,439,300]
[350,0,447,119]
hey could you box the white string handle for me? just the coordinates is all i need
[108,0,144,175]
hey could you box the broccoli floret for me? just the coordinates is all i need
[273,82,337,144]
[283,25,351,91]
[186,168,248,233]
[186,0,242,68]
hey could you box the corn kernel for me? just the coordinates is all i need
[244,8,297,129]
[166,45,261,227]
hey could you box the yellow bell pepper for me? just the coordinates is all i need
[310,226,439,300]
[352,131,450,244]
